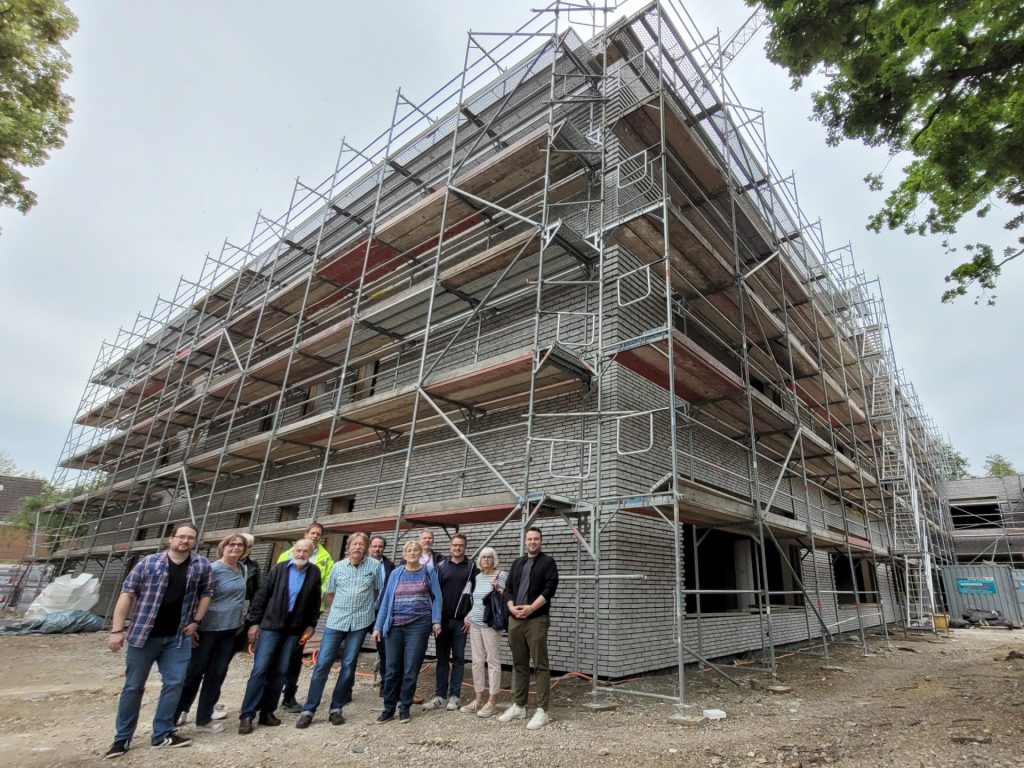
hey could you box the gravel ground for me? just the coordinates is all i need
[0,627,1021,767]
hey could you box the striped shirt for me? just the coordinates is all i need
[324,557,383,632]
[121,551,213,648]
[392,567,433,627]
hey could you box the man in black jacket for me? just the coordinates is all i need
[499,527,558,730]
[238,539,321,734]
[368,535,395,693]
[422,533,476,712]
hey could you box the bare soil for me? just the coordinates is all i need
[0,627,1021,767]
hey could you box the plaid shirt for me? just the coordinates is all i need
[324,557,383,632]
[121,551,213,648]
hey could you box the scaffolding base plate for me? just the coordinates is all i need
[767,684,793,694]
[581,701,618,712]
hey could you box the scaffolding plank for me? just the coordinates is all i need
[613,329,743,403]
[612,93,727,197]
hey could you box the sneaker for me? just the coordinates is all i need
[421,695,445,710]
[104,739,130,759]
[477,702,498,718]
[281,699,303,714]
[175,711,188,727]
[526,708,550,730]
[375,710,395,724]
[193,722,224,733]
[498,703,527,722]
[460,700,479,714]
[295,713,314,729]
[152,733,192,749]
[329,710,345,726]
[238,716,253,735]
[446,695,460,711]
[258,712,282,727]
[211,704,228,721]
[399,709,411,723]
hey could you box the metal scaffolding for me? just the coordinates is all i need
[29,0,954,710]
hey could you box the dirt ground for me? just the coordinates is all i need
[0,627,1021,767]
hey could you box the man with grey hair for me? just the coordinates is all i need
[238,538,321,734]
[296,532,383,728]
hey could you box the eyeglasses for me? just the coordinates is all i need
[225,543,245,548]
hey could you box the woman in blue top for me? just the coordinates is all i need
[174,533,248,732]
[371,539,441,724]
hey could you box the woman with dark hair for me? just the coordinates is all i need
[371,540,441,724]
[174,533,248,733]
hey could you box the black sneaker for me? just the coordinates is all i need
[152,733,192,749]
[329,710,345,726]
[295,713,313,729]
[104,739,130,759]
[281,699,302,714]
[238,716,254,735]
[375,710,395,724]
[399,710,411,724]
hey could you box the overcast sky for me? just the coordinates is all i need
[1,0,1020,480]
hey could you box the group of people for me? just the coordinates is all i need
[103,520,558,759]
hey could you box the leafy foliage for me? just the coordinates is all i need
[751,0,1024,304]
[936,438,971,480]
[983,453,1018,477]
[0,449,17,475]
[0,0,78,222]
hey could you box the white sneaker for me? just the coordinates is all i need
[446,696,459,711]
[497,703,527,722]
[526,708,550,730]
[421,695,445,711]
[211,704,227,721]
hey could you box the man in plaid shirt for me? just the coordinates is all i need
[103,522,213,759]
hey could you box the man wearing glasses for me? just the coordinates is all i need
[104,522,213,759]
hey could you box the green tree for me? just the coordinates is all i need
[0,449,17,475]
[0,0,78,223]
[937,438,971,480]
[751,0,1024,304]
[983,453,1018,477]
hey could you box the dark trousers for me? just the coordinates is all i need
[433,617,467,699]
[175,628,237,725]
[240,629,299,718]
[508,615,550,709]
[282,640,304,703]
[382,615,431,715]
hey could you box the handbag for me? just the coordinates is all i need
[453,563,477,621]
[483,587,508,631]
[454,582,473,620]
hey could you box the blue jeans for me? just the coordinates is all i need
[302,625,369,714]
[383,615,431,714]
[115,633,192,745]
[239,629,299,718]
[174,628,237,725]
[433,617,467,698]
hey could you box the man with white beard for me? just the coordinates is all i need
[237,538,322,734]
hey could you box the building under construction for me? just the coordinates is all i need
[31,2,956,701]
